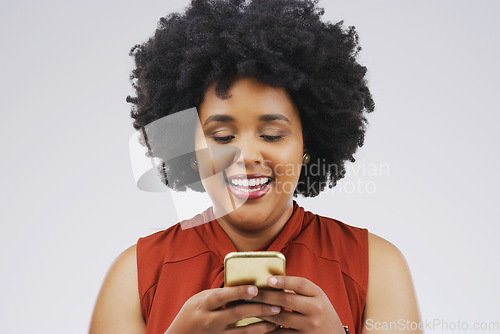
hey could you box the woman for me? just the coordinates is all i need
[90,0,420,333]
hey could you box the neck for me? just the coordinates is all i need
[215,201,294,251]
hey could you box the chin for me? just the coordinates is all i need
[226,205,272,227]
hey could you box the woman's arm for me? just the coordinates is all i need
[89,245,146,334]
[362,233,421,334]
[90,244,280,334]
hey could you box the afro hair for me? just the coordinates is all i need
[127,0,374,197]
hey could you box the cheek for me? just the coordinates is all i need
[272,161,301,194]
[273,162,302,180]
[269,142,303,181]
[194,128,213,179]
[194,127,206,151]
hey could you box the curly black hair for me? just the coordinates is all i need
[127,0,374,197]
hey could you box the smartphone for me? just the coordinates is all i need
[224,251,286,327]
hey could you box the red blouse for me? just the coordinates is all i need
[137,202,369,334]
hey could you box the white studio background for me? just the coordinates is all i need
[0,0,498,333]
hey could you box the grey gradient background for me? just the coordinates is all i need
[1,0,499,333]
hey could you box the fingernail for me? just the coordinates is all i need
[268,277,278,286]
[270,305,280,313]
[247,286,257,296]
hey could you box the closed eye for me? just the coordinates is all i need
[211,135,283,143]
[261,135,283,142]
[212,135,234,144]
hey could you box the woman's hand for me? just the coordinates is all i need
[250,276,345,333]
[165,285,281,334]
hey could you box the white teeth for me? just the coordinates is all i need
[254,178,265,186]
[230,177,271,189]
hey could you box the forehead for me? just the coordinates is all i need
[198,77,301,124]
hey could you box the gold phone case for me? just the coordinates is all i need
[224,251,286,327]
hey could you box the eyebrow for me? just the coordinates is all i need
[258,114,291,124]
[203,113,290,126]
[203,114,234,126]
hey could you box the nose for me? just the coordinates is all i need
[234,136,264,167]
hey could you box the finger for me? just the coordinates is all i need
[206,285,258,310]
[267,276,318,297]
[225,320,279,333]
[248,289,313,314]
[219,301,281,324]
[267,327,300,333]
[259,309,306,331]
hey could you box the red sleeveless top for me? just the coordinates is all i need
[137,202,369,334]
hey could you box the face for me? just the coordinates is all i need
[195,77,304,232]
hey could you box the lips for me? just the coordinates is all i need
[226,174,272,200]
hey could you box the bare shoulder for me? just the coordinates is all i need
[368,233,409,272]
[89,245,146,334]
[362,233,421,334]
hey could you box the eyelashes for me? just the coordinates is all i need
[261,135,283,142]
[211,135,284,144]
[212,135,234,144]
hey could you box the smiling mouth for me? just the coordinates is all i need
[227,176,272,193]
[225,175,273,199]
